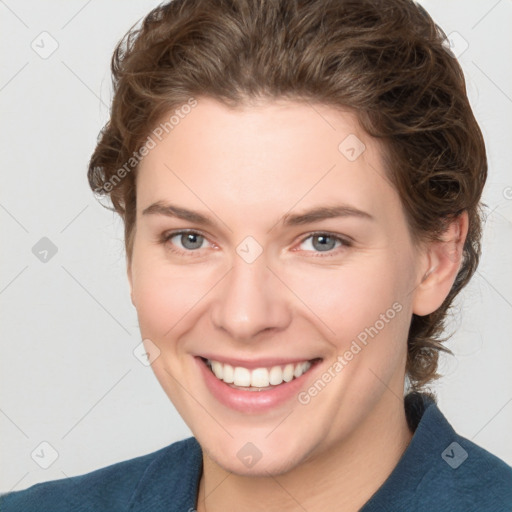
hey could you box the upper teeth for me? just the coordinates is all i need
[207,359,312,388]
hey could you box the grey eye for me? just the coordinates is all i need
[172,232,206,250]
[299,234,342,252]
[312,235,337,251]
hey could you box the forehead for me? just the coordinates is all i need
[135,97,400,229]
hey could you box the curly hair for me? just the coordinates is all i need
[88,0,487,390]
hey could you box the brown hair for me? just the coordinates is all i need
[88,0,487,390]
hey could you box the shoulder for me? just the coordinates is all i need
[429,426,512,510]
[0,436,202,512]
[363,394,512,512]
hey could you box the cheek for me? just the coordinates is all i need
[282,256,409,341]
[133,266,211,339]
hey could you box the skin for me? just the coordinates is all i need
[127,97,467,512]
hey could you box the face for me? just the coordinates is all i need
[128,97,426,476]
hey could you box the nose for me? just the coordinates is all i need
[210,254,292,342]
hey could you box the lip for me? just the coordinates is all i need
[195,356,322,413]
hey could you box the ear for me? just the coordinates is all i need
[412,211,468,316]
[127,257,136,307]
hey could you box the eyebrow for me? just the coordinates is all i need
[280,205,374,226]
[141,201,374,228]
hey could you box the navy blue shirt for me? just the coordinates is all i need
[1,393,511,511]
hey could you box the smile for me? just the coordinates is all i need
[196,355,323,412]
[202,357,319,391]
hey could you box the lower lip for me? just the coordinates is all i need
[196,357,320,413]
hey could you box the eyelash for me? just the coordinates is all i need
[159,229,352,257]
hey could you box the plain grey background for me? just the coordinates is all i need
[1,0,511,493]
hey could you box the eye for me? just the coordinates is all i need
[160,230,210,254]
[159,230,350,257]
[297,232,350,254]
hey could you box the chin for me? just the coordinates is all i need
[198,426,320,477]
[211,444,308,477]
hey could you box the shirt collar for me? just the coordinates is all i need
[361,392,456,510]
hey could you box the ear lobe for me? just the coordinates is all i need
[412,212,468,316]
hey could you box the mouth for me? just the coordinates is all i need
[200,356,322,392]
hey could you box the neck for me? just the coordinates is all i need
[196,392,413,512]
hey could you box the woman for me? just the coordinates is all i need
[2,0,511,510]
